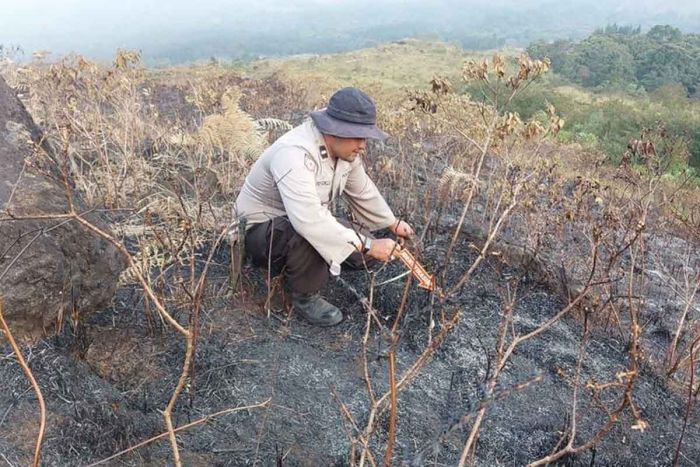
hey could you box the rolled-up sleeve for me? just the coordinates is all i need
[344,160,397,230]
[270,147,365,267]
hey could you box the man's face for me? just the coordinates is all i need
[325,135,367,162]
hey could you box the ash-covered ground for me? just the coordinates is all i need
[1,224,698,467]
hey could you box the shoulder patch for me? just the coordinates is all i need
[304,153,318,172]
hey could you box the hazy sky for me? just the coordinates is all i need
[2,0,699,62]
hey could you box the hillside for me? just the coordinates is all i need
[250,37,700,172]
[1,43,700,466]
[246,40,492,91]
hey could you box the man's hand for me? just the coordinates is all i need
[389,220,414,240]
[366,238,402,262]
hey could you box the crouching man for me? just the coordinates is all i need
[234,87,413,326]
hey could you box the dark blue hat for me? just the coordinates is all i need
[310,87,389,140]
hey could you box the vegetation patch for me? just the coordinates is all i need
[0,43,699,466]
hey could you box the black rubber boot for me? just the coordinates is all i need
[291,292,343,326]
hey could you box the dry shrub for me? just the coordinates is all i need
[345,53,698,465]
[197,87,263,169]
[4,52,276,287]
[2,53,285,465]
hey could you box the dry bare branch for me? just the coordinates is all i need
[0,300,46,467]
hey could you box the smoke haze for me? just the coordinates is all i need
[2,0,699,63]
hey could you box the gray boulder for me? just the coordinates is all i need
[0,75,125,341]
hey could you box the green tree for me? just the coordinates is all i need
[647,25,683,42]
[526,39,576,74]
[635,32,700,95]
[569,35,636,87]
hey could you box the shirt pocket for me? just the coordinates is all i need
[315,177,333,205]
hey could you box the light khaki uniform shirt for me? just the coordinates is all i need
[235,120,397,274]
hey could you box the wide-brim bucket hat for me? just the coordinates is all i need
[310,87,389,140]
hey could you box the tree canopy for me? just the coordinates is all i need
[527,25,700,96]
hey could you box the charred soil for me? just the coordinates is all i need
[1,225,698,466]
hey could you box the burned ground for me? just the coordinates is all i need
[1,222,699,466]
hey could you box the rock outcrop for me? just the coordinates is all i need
[0,75,125,340]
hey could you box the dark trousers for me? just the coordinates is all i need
[245,217,373,294]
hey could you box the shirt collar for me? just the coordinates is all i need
[308,119,326,151]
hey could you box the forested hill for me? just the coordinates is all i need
[527,25,700,96]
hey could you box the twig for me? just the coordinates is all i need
[188,225,230,407]
[672,342,696,467]
[359,309,461,467]
[336,276,386,332]
[528,202,650,467]
[384,348,398,467]
[83,399,271,467]
[416,373,543,465]
[666,274,700,376]
[330,386,378,467]
[441,119,496,272]
[0,300,46,467]
[446,181,523,296]
[383,270,415,466]
[0,452,17,467]
[0,217,76,283]
[5,159,29,206]
[457,243,598,467]
[67,209,191,466]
